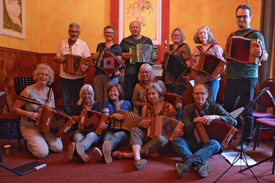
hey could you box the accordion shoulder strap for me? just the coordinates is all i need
[18,95,44,106]
[139,79,159,89]
[122,37,149,46]
[196,43,219,53]
[231,29,260,37]
[46,88,53,105]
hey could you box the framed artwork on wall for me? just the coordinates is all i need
[0,0,25,40]
[118,0,162,45]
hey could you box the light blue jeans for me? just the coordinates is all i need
[102,129,130,151]
[73,130,101,150]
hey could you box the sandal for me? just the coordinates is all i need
[135,159,147,170]
[112,151,124,159]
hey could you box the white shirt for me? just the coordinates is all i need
[56,38,91,79]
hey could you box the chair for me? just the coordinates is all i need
[0,80,22,152]
[253,79,275,149]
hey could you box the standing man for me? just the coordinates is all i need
[120,21,157,102]
[54,23,91,115]
[223,5,268,151]
[172,84,236,179]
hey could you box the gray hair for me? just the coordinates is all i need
[138,63,155,82]
[145,82,164,102]
[33,63,54,86]
[104,25,117,39]
[193,83,209,93]
[77,84,95,106]
[193,26,216,44]
[69,23,80,30]
[170,28,186,43]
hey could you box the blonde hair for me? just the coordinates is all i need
[138,63,155,82]
[33,63,54,86]
[170,28,186,43]
[77,84,95,106]
[145,82,164,102]
[193,26,216,44]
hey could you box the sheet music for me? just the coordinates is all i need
[189,80,195,87]
[0,91,5,97]
[221,152,256,166]
[229,107,244,119]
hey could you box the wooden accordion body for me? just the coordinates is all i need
[163,92,181,109]
[163,52,190,81]
[197,52,226,79]
[99,51,124,78]
[194,120,237,147]
[79,109,108,135]
[147,116,184,141]
[130,44,157,65]
[35,106,55,133]
[64,54,88,76]
[225,36,261,65]
[111,110,141,131]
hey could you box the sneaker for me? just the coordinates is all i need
[76,143,90,163]
[67,142,75,160]
[175,163,189,179]
[196,162,210,178]
[102,141,112,164]
[93,147,103,161]
[135,159,147,170]
[235,141,251,151]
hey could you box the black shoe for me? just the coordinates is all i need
[175,163,189,179]
[235,141,250,151]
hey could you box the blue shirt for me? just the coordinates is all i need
[103,100,132,114]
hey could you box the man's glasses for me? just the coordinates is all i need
[69,30,80,34]
[236,15,249,19]
[193,92,207,96]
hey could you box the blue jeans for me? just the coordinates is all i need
[171,137,221,166]
[73,130,101,150]
[223,78,257,142]
[102,129,129,151]
[60,77,84,116]
[205,80,219,103]
[165,84,186,120]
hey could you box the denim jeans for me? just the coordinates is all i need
[102,129,129,151]
[223,78,257,142]
[165,84,186,120]
[73,130,101,150]
[171,137,221,166]
[205,80,219,103]
[61,77,84,116]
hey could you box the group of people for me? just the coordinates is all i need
[11,4,268,179]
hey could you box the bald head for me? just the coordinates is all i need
[129,21,141,39]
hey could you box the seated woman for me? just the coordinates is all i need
[192,26,226,102]
[132,63,166,116]
[12,63,62,158]
[67,84,104,163]
[92,25,122,107]
[93,83,132,164]
[113,83,182,170]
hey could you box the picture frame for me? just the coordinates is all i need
[0,0,26,40]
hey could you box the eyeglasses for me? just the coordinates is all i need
[193,92,207,96]
[236,15,249,19]
[69,30,80,34]
[141,71,149,74]
[105,32,115,34]
[173,34,181,37]
[38,73,49,77]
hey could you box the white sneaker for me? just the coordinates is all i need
[102,141,112,164]
[93,147,103,161]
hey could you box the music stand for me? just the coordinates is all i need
[215,87,269,183]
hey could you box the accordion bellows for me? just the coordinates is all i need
[194,120,237,147]
[197,52,226,79]
[130,44,157,65]
[163,92,181,109]
[225,36,261,65]
[64,54,88,76]
[147,116,184,141]
[111,110,142,131]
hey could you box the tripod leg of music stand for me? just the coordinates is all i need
[240,157,272,173]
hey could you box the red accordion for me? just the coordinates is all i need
[194,120,237,147]
[79,109,108,135]
[197,52,226,79]
[163,92,181,109]
[64,54,89,76]
[225,36,261,65]
[147,116,184,141]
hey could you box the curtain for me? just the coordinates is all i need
[258,0,275,85]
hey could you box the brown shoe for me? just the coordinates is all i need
[76,143,90,163]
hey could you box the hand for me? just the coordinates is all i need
[139,118,151,129]
[160,57,164,64]
[81,64,89,72]
[72,116,81,123]
[113,113,124,121]
[175,128,184,137]
[175,102,182,109]
[123,52,132,59]
[251,43,262,57]
[192,62,198,70]
[54,55,66,63]
[93,53,99,60]
[100,122,108,130]
[28,112,40,121]
[139,102,146,108]
[114,70,121,77]
[153,54,158,61]
[195,115,219,125]
[182,73,189,79]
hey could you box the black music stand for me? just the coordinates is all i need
[215,87,269,183]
